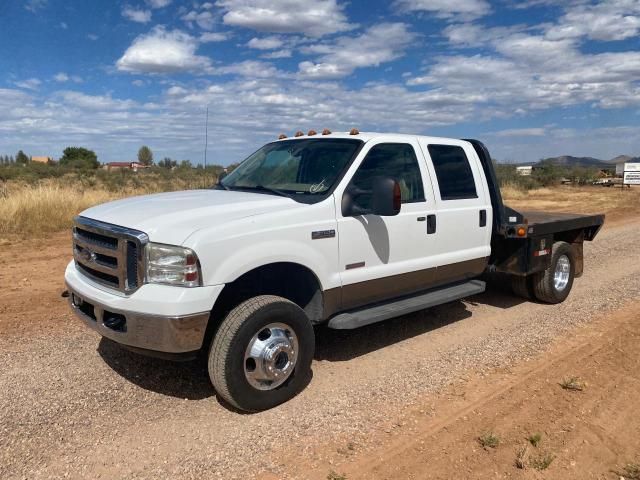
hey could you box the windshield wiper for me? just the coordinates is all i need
[234,185,293,198]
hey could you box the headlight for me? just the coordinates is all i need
[145,243,202,287]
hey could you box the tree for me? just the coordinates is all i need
[16,150,29,164]
[59,147,99,169]
[158,157,177,169]
[138,146,153,166]
[179,160,192,169]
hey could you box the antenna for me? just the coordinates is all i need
[203,106,209,188]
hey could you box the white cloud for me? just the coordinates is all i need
[53,73,83,83]
[247,36,284,50]
[182,9,215,29]
[87,34,99,41]
[493,127,547,137]
[216,60,290,78]
[60,22,68,29]
[200,32,228,42]
[25,0,47,13]
[54,72,69,82]
[298,23,417,79]
[146,0,171,8]
[393,0,491,20]
[55,91,137,111]
[116,27,212,74]
[261,49,292,59]
[216,0,354,37]
[122,6,152,23]
[546,0,640,41]
[14,78,42,90]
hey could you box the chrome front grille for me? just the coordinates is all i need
[72,216,148,294]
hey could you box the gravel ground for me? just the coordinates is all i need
[1,221,638,479]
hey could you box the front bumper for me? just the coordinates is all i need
[65,261,223,354]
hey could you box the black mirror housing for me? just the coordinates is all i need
[371,177,401,216]
[342,177,401,217]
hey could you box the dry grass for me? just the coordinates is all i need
[559,376,586,391]
[0,184,122,237]
[478,431,500,449]
[1,179,638,239]
[502,185,640,223]
[530,452,555,471]
[0,173,216,238]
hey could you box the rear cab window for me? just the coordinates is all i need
[426,144,478,201]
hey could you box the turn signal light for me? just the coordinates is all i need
[294,131,304,137]
[517,227,527,237]
[393,182,401,211]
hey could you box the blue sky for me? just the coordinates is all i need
[1,0,639,164]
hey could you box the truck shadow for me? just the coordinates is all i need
[96,282,524,404]
[315,282,526,362]
[97,338,214,401]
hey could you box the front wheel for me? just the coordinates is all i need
[531,241,575,304]
[208,295,315,412]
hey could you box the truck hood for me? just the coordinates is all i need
[80,189,300,245]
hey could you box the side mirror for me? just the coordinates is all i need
[371,177,401,216]
[341,177,401,217]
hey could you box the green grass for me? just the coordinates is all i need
[478,432,500,449]
[530,452,555,470]
[527,433,542,447]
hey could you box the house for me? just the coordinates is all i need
[31,156,54,164]
[516,165,533,176]
[104,162,149,172]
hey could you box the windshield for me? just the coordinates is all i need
[220,139,362,196]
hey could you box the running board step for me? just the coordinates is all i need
[327,280,486,330]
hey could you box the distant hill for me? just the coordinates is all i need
[538,155,610,168]
[607,155,640,164]
[502,155,639,167]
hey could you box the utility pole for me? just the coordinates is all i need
[204,106,209,188]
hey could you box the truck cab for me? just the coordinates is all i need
[65,131,603,411]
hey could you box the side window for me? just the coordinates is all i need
[427,144,478,200]
[348,143,425,208]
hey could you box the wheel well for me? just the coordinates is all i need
[203,263,324,349]
[552,231,584,277]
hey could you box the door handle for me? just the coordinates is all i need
[479,209,487,227]
[427,214,436,234]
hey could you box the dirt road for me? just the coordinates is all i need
[1,220,639,479]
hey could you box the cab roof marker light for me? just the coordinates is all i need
[308,129,317,136]
[322,128,332,135]
[349,128,359,135]
[278,133,287,139]
[294,131,304,137]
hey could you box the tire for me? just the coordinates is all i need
[531,241,575,304]
[209,295,315,412]
[510,274,533,300]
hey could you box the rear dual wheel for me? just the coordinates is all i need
[208,295,315,412]
[511,241,575,304]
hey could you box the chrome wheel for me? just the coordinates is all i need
[244,322,298,391]
[553,254,570,291]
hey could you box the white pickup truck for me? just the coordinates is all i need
[65,131,604,411]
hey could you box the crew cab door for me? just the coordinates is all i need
[334,139,438,310]
[417,140,492,284]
